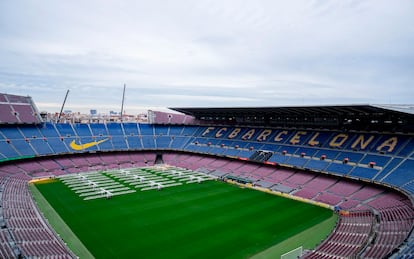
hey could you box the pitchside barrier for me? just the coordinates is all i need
[281,246,302,259]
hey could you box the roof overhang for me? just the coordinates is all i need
[169,104,414,132]
[170,104,414,117]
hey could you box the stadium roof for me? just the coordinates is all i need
[372,104,414,115]
[171,104,414,117]
[170,104,414,132]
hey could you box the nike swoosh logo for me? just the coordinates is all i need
[70,138,109,150]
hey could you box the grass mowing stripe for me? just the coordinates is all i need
[29,183,94,259]
[34,170,335,259]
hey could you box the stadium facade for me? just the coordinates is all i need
[0,92,413,258]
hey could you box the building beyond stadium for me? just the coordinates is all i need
[0,92,414,258]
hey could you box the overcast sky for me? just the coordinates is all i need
[0,0,413,114]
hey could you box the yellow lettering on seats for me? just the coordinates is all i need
[202,127,215,136]
[290,131,307,145]
[376,137,398,153]
[329,134,348,148]
[351,135,375,150]
[257,129,273,141]
[274,131,288,142]
[308,132,320,146]
[216,128,227,138]
[242,129,256,140]
[228,128,241,139]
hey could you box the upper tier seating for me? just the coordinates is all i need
[0,93,42,124]
[1,124,413,194]
[150,110,196,124]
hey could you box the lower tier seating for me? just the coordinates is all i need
[0,151,412,258]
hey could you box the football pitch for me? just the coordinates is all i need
[32,166,336,258]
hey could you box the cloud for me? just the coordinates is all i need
[0,0,413,113]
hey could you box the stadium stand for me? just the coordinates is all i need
[0,93,42,124]
[0,176,73,258]
[148,110,197,124]
[1,96,414,258]
[304,211,374,258]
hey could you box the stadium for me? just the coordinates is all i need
[0,92,413,258]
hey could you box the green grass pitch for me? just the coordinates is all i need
[33,168,335,258]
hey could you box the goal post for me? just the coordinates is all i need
[281,246,302,259]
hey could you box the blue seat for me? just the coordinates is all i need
[267,154,289,164]
[342,133,379,151]
[314,149,340,160]
[326,163,353,175]
[284,130,315,145]
[203,138,220,146]
[126,136,142,150]
[141,136,156,149]
[398,138,414,157]
[64,136,107,153]
[295,147,318,157]
[30,138,54,155]
[123,123,139,136]
[223,148,240,157]
[1,127,25,139]
[309,131,334,148]
[208,146,225,155]
[261,143,281,152]
[107,123,124,136]
[287,156,308,167]
[382,159,414,187]
[270,130,296,144]
[91,137,113,151]
[90,123,109,136]
[139,124,154,135]
[218,139,233,147]
[336,151,364,163]
[349,167,379,180]
[229,140,246,149]
[0,140,20,159]
[111,136,128,150]
[402,181,414,194]
[156,136,172,148]
[305,159,329,171]
[55,124,76,137]
[198,145,212,154]
[19,126,43,138]
[373,157,403,181]
[183,143,197,152]
[46,138,70,153]
[154,125,169,135]
[11,139,36,156]
[169,126,184,136]
[360,154,390,167]
[79,137,100,151]
[371,134,410,155]
[181,126,199,136]
[72,124,92,136]
[170,136,190,149]
[243,142,264,150]
[188,140,204,152]
[278,145,298,155]
[38,123,60,137]
[237,150,255,159]
[61,137,82,153]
